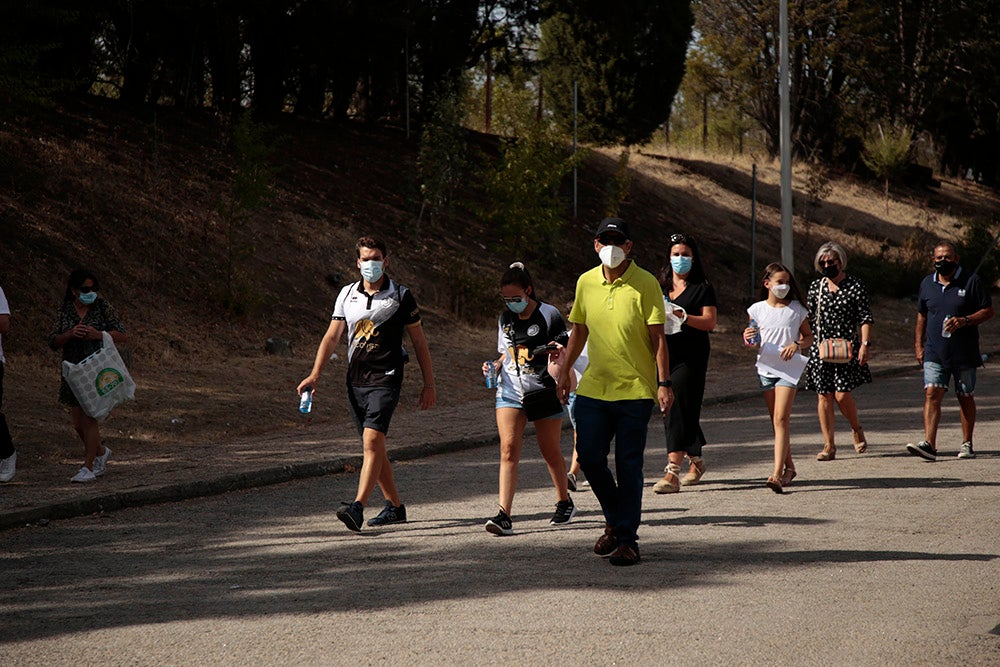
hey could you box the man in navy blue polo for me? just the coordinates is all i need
[906,242,994,461]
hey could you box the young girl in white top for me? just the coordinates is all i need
[743,263,814,493]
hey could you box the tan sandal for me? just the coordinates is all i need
[816,445,836,461]
[852,427,868,454]
[680,456,706,486]
[766,475,783,494]
[780,465,797,486]
[653,463,681,494]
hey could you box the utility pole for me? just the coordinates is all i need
[779,0,793,270]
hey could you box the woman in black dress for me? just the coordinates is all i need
[803,242,873,460]
[653,234,717,493]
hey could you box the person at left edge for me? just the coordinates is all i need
[0,283,17,483]
[49,269,126,483]
[297,236,436,532]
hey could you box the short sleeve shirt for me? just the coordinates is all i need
[917,267,992,368]
[48,298,126,364]
[665,282,717,370]
[496,302,566,399]
[333,277,420,387]
[747,300,809,377]
[569,262,665,401]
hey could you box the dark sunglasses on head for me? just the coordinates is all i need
[670,233,689,244]
[78,285,96,293]
[598,234,627,246]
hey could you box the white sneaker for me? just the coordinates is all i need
[0,451,15,482]
[70,466,97,483]
[93,446,112,476]
[957,442,976,459]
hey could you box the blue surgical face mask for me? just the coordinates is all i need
[671,255,693,275]
[360,260,384,283]
[505,297,529,314]
[78,291,97,305]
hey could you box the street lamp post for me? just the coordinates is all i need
[779,0,793,271]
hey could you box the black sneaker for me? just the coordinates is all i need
[550,498,577,525]
[367,501,407,527]
[336,501,364,532]
[609,542,641,566]
[566,472,578,492]
[485,508,513,536]
[906,440,937,461]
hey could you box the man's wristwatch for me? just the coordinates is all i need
[657,380,672,388]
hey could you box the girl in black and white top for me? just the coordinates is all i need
[481,263,574,536]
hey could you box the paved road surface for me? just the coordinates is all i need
[3,369,1000,664]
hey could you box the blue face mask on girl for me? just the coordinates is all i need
[670,255,693,275]
[78,291,97,305]
[505,297,529,314]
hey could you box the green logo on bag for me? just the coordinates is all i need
[95,368,124,396]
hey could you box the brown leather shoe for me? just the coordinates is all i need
[594,524,618,557]
[609,543,641,566]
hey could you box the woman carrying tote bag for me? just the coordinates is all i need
[49,268,128,483]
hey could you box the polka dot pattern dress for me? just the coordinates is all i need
[804,274,874,393]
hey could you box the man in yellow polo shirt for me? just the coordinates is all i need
[557,217,673,566]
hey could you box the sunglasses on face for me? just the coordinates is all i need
[78,285,96,293]
[598,234,627,246]
[819,259,840,267]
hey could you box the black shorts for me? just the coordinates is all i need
[347,384,401,436]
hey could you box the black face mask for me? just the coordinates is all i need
[821,264,840,279]
[935,259,957,276]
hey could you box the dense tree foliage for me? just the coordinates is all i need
[539,0,694,146]
[683,0,1000,181]
[0,0,544,123]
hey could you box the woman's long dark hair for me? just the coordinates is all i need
[758,262,805,305]
[63,268,100,303]
[660,233,709,291]
[501,261,537,301]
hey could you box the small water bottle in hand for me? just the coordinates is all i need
[299,387,313,414]
[746,318,760,346]
[484,360,498,389]
[942,315,953,339]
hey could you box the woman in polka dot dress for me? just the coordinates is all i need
[803,241,873,461]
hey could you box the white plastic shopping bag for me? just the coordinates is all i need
[62,331,135,420]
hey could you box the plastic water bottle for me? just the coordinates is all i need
[299,387,313,414]
[746,318,760,346]
[942,315,952,339]
[484,361,498,389]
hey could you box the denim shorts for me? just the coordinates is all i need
[923,361,976,396]
[495,385,564,420]
[758,374,798,390]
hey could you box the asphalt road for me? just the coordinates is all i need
[4,369,1000,665]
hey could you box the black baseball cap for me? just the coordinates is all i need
[594,217,630,240]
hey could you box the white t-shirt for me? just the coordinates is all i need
[747,300,808,376]
[0,287,9,363]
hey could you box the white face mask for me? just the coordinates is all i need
[770,284,791,299]
[599,244,626,269]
